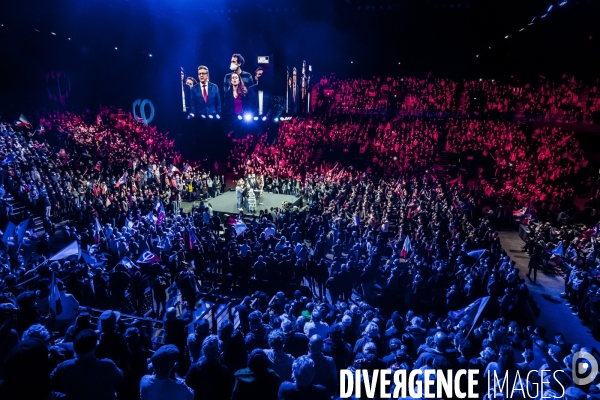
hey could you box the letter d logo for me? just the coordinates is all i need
[572,350,598,385]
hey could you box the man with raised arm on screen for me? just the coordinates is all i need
[190,65,221,117]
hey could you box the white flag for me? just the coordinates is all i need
[50,241,81,261]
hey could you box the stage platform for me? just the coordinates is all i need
[191,191,302,216]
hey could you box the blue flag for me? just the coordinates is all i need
[448,296,490,326]
[551,242,564,257]
[119,257,139,275]
[49,272,63,316]
[16,218,31,244]
[234,220,247,236]
[566,245,577,260]
[187,228,198,250]
[1,154,15,165]
[588,250,597,262]
[49,241,81,261]
[2,221,16,244]
[467,249,486,261]
[81,251,99,266]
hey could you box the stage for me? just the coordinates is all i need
[192,191,303,216]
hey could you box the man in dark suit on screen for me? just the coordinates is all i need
[190,65,221,117]
[247,68,272,117]
[287,67,300,114]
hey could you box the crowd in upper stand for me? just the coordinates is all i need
[0,71,600,400]
[316,74,600,122]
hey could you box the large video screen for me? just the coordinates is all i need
[179,54,312,121]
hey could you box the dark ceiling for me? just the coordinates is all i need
[0,0,598,116]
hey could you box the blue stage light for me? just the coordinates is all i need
[201,114,206,119]
[237,115,242,120]
[262,116,267,121]
[253,116,259,121]
[208,115,214,119]
[274,118,279,122]
[243,113,253,122]
[216,114,221,119]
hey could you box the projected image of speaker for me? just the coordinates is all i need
[247,55,275,119]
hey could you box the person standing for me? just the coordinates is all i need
[190,66,221,117]
[236,182,244,210]
[185,335,232,400]
[51,330,124,400]
[527,242,543,283]
[248,68,271,117]
[223,73,249,117]
[277,356,329,400]
[140,344,194,400]
[223,53,254,92]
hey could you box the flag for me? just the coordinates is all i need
[467,249,486,261]
[168,165,180,175]
[137,250,161,263]
[551,242,564,257]
[94,160,102,171]
[183,163,191,173]
[2,221,16,244]
[566,245,577,260]
[49,271,63,316]
[114,171,127,188]
[587,249,597,262]
[119,257,139,275]
[513,206,529,217]
[155,200,166,225]
[15,114,31,129]
[81,251,100,266]
[49,241,81,261]
[15,218,31,243]
[187,228,198,250]
[399,236,411,259]
[36,123,45,134]
[1,154,15,165]
[448,175,463,186]
[146,211,157,224]
[234,220,247,236]
[93,218,102,244]
[81,251,95,264]
[448,296,490,327]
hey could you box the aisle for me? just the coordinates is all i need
[498,231,598,348]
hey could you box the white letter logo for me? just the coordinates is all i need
[572,350,598,385]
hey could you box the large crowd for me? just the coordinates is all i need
[446,120,588,213]
[316,74,600,123]
[229,114,588,217]
[0,71,600,400]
